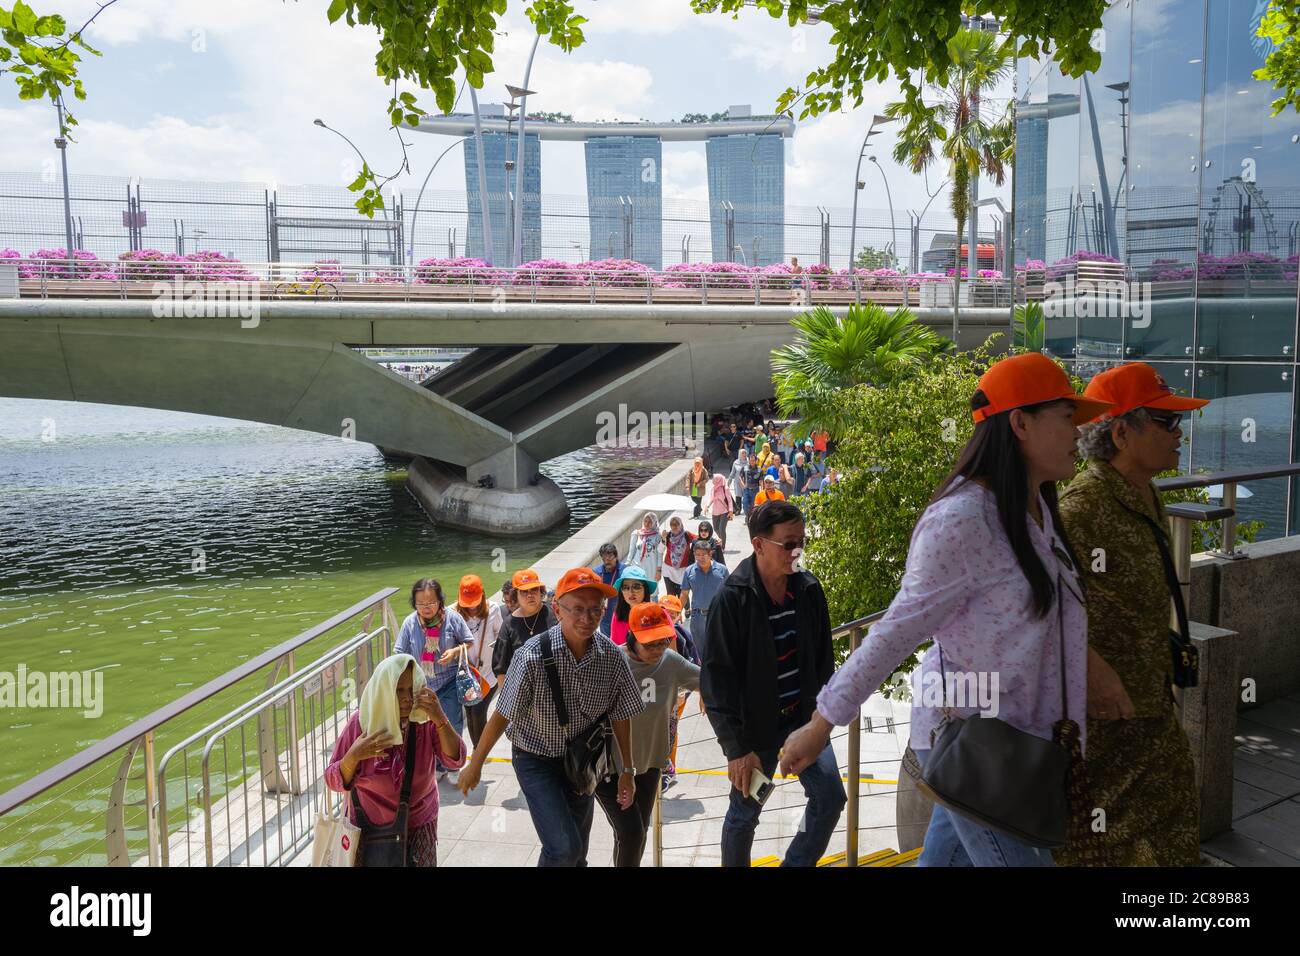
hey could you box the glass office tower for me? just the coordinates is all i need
[463,130,541,263]
[584,136,663,268]
[706,134,785,266]
[1014,0,1300,537]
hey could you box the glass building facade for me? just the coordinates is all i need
[1014,0,1300,538]
[463,130,542,263]
[705,134,785,266]
[584,135,663,268]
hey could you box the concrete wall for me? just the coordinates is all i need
[1191,535,1300,705]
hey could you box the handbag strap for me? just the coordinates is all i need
[1134,511,1191,646]
[539,630,571,727]
[398,721,417,806]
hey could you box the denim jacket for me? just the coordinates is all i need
[394,608,474,691]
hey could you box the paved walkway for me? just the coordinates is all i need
[293,497,912,867]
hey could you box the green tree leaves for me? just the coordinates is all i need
[1254,0,1300,117]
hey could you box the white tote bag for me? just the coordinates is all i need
[312,798,361,867]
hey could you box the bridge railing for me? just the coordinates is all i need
[0,588,400,867]
[1,257,1016,310]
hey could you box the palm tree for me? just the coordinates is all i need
[884,28,1015,338]
[771,303,950,438]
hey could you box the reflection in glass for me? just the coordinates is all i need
[1195,0,1300,360]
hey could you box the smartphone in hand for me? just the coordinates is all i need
[748,767,775,806]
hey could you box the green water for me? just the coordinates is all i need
[0,398,680,862]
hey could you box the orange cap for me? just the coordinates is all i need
[555,567,617,599]
[973,353,1113,425]
[1081,363,1208,421]
[657,594,683,615]
[628,602,677,643]
[511,568,545,591]
[458,574,484,606]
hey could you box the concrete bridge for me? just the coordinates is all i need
[0,295,1009,532]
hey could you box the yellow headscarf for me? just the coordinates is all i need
[359,653,426,744]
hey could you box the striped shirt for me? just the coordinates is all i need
[768,588,800,720]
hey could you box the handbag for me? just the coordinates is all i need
[456,645,487,705]
[539,631,616,796]
[1134,513,1200,688]
[311,803,360,867]
[913,568,1078,849]
[352,724,418,867]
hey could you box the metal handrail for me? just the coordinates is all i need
[5,256,1005,306]
[1155,462,1300,560]
[0,587,399,833]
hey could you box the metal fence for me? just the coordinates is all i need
[0,170,998,274]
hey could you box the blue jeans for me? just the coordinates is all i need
[433,678,465,771]
[513,747,594,867]
[913,748,1055,867]
[721,737,846,867]
[742,487,757,517]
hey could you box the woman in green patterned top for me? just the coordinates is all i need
[1055,362,1208,866]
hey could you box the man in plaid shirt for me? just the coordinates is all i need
[458,567,644,866]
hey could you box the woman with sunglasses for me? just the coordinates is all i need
[595,602,700,865]
[780,353,1112,867]
[1053,363,1207,866]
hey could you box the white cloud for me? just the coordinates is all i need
[662,147,708,203]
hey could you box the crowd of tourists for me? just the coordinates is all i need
[325,357,1204,869]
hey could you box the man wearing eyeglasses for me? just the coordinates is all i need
[457,567,644,866]
[1054,362,1208,867]
[700,500,844,867]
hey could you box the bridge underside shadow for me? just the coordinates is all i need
[0,321,789,534]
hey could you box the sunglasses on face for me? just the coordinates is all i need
[759,537,806,552]
[1146,411,1183,433]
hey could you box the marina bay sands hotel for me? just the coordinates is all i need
[416,105,795,268]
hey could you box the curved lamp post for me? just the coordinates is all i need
[868,156,897,268]
[314,117,390,221]
[408,136,469,262]
[849,114,896,269]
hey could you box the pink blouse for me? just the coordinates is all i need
[816,480,1089,755]
[325,711,467,830]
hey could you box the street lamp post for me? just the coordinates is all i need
[849,114,896,270]
[53,96,75,258]
[509,34,540,266]
[868,156,897,269]
[314,117,390,221]
[408,136,468,262]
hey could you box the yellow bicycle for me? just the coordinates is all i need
[273,276,339,299]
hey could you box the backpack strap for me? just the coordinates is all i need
[539,630,570,727]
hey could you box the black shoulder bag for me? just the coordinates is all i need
[539,631,615,796]
[1134,513,1200,688]
[353,723,418,867]
[910,572,1078,849]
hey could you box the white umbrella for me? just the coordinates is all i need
[634,493,697,512]
[1206,484,1252,500]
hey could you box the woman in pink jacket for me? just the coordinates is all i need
[704,473,736,550]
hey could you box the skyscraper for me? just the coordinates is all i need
[706,128,785,267]
[584,136,663,267]
[463,130,541,264]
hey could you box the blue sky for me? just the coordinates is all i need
[1,0,1011,225]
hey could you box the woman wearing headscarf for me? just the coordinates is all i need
[685,457,709,518]
[780,353,1110,866]
[705,473,736,551]
[1054,363,1207,866]
[660,515,696,598]
[695,519,726,566]
[627,511,664,582]
[325,653,466,866]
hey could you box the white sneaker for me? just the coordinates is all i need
[437,769,448,781]
[446,771,460,785]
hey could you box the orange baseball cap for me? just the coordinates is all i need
[459,574,484,605]
[1081,362,1208,421]
[657,594,683,615]
[555,567,617,598]
[628,602,677,643]
[511,568,545,591]
[973,353,1113,425]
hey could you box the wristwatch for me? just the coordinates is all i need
[622,766,638,776]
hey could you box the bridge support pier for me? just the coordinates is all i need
[407,455,568,536]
